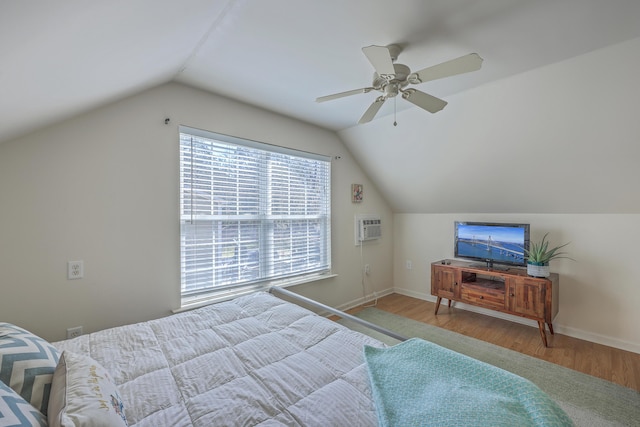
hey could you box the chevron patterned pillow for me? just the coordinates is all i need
[0,322,60,416]
[0,380,48,426]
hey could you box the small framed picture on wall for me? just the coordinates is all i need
[352,184,363,203]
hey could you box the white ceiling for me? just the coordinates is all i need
[3,0,640,146]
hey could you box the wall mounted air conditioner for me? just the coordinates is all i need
[355,214,382,245]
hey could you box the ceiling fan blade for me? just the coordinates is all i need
[401,89,447,113]
[411,53,483,84]
[362,45,396,79]
[316,87,373,103]
[358,96,386,124]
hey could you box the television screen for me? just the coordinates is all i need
[454,222,530,268]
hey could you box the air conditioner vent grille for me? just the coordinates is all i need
[355,215,382,245]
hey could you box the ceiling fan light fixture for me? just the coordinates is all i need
[384,84,399,98]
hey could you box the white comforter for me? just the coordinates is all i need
[53,292,383,426]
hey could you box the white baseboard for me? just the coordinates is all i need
[391,286,640,354]
[392,287,431,301]
[553,325,640,355]
[333,288,395,313]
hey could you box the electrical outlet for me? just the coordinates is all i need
[406,260,413,270]
[66,326,83,339]
[364,264,370,275]
[67,260,84,280]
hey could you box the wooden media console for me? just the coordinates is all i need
[431,260,559,347]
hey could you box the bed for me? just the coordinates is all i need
[0,290,573,427]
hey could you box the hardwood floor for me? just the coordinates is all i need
[343,293,640,392]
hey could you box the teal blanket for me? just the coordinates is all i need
[364,338,573,427]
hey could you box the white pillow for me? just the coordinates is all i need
[47,351,128,427]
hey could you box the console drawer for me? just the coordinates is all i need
[461,286,505,310]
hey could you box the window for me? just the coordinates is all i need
[179,126,331,300]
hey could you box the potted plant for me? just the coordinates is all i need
[525,233,573,277]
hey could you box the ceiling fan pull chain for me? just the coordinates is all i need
[394,97,398,126]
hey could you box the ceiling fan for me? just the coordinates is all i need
[316,44,483,124]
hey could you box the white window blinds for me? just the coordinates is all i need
[179,126,331,297]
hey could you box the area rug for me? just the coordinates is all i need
[337,308,640,427]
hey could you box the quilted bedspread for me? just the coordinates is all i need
[53,292,384,426]
[364,338,574,427]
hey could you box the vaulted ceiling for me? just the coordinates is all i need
[3,0,640,213]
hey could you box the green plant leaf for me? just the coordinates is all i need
[524,232,575,264]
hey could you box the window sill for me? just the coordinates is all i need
[270,272,337,289]
[174,273,337,314]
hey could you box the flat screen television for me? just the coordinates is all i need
[454,221,530,269]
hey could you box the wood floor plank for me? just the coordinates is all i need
[340,293,640,392]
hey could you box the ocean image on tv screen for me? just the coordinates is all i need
[457,224,526,264]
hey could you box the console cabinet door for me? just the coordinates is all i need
[432,267,459,300]
[507,277,545,319]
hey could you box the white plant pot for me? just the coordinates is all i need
[527,263,550,278]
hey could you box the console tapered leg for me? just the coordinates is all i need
[538,321,548,347]
[435,297,442,315]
